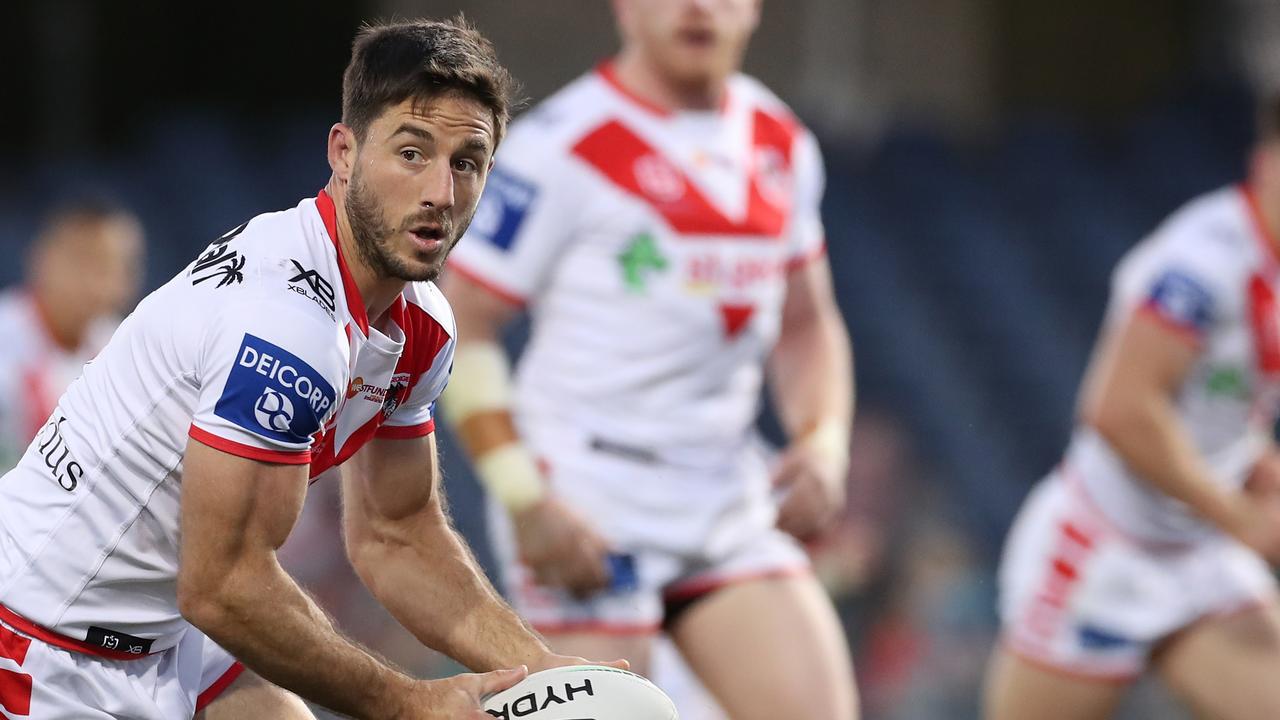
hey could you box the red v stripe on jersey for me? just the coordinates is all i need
[571,110,797,238]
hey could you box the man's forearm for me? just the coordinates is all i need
[770,312,854,439]
[182,555,414,720]
[1095,397,1237,531]
[355,517,549,672]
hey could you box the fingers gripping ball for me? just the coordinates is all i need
[482,665,677,719]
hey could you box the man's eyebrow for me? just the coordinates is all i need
[389,124,432,141]
[462,136,492,154]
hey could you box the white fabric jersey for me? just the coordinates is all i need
[0,291,115,470]
[1065,185,1280,543]
[0,190,455,658]
[450,63,827,460]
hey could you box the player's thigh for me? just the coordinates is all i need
[1156,600,1280,720]
[982,645,1128,720]
[539,631,655,678]
[667,573,857,720]
[196,668,313,719]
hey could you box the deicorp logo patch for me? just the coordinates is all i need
[215,334,336,444]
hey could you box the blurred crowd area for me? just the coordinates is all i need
[7,1,1280,718]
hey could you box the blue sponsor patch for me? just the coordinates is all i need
[1147,270,1214,334]
[467,166,538,251]
[214,334,336,444]
[1077,624,1133,650]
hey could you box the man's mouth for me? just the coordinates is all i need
[407,225,446,252]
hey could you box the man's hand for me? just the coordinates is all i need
[772,439,847,542]
[528,653,631,674]
[513,497,612,599]
[401,667,528,719]
[1225,489,1280,565]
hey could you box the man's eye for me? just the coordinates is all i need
[453,158,478,173]
[401,149,422,162]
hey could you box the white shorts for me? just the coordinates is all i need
[0,613,241,719]
[490,426,809,634]
[998,475,1278,680]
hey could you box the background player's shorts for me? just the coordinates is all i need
[0,615,242,719]
[488,424,810,633]
[998,474,1277,680]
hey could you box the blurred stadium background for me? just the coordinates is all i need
[5,1,1278,717]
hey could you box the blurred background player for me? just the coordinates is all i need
[984,97,1280,720]
[440,0,858,718]
[0,200,144,470]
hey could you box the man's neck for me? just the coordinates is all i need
[611,50,728,113]
[325,178,406,327]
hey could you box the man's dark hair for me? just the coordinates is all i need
[342,16,517,145]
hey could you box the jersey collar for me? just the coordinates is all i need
[596,59,731,117]
[1242,183,1280,275]
[316,189,371,335]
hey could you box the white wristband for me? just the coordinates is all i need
[475,443,546,514]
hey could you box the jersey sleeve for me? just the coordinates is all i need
[1115,226,1244,345]
[376,334,455,439]
[189,299,347,464]
[447,121,577,304]
[785,130,828,271]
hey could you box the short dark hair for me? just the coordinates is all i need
[342,16,517,146]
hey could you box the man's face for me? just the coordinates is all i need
[44,215,144,317]
[617,0,760,87]
[346,94,495,283]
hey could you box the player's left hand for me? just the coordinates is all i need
[528,652,631,674]
[772,438,848,541]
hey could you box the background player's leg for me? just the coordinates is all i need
[537,632,654,678]
[982,646,1128,720]
[1156,601,1280,720]
[668,573,857,720]
[196,669,315,720]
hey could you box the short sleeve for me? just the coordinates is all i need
[448,121,577,304]
[189,301,347,464]
[376,334,455,439]
[1115,225,1243,345]
[785,131,828,272]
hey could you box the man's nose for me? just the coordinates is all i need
[420,157,455,210]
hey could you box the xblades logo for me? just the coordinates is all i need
[288,259,336,316]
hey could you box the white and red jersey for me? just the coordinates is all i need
[0,291,115,470]
[0,190,454,657]
[1065,185,1280,543]
[449,63,827,459]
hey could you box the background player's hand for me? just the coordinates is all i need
[513,497,612,598]
[1225,490,1280,565]
[528,652,631,673]
[402,666,527,719]
[772,439,848,541]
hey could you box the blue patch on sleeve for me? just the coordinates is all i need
[1147,270,1215,333]
[1078,624,1133,650]
[214,334,336,444]
[467,166,538,251]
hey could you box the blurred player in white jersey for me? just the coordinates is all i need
[984,100,1280,719]
[0,201,143,470]
[0,18,621,720]
[440,1,857,717]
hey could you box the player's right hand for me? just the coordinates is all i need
[512,497,612,599]
[402,666,527,719]
[1226,492,1280,565]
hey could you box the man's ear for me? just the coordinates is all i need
[328,123,358,182]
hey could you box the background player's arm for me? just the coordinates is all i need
[179,439,524,720]
[439,274,612,597]
[1080,312,1280,557]
[767,256,856,540]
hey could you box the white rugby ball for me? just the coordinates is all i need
[483,665,677,719]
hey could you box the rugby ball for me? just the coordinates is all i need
[483,665,677,719]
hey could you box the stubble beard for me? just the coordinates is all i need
[346,169,459,283]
